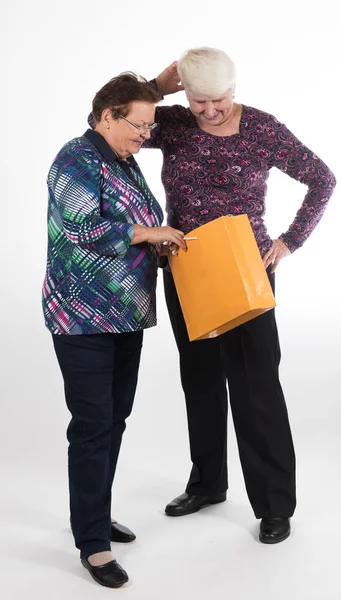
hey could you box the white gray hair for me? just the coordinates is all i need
[177,47,236,97]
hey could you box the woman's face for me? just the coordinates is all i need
[187,89,234,128]
[100,101,156,159]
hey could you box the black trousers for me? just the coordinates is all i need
[52,330,143,558]
[163,269,296,519]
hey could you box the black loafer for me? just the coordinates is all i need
[81,558,128,588]
[259,517,291,544]
[110,521,136,543]
[165,491,227,517]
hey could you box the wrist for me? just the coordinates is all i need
[151,78,165,100]
[132,224,148,245]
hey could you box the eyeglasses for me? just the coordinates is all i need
[113,110,158,132]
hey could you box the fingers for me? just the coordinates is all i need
[263,241,278,270]
[169,243,179,256]
[168,62,183,87]
[169,232,187,250]
[271,256,280,273]
[262,249,274,270]
[263,239,290,272]
[155,227,187,250]
[164,227,186,251]
[160,241,183,256]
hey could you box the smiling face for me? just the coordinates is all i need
[96,101,156,159]
[187,89,235,129]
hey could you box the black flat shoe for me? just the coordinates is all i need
[165,491,227,517]
[259,517,291,544]
[110,521,136,543]
[81,558,128,588]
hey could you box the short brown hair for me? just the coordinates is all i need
[92,73,162,123]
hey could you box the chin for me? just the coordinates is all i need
[131,143,143,153]
[201,115,222,125]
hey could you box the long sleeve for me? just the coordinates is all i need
[48,145,134,257]
[269,118,336,252]
[141,106,165,149]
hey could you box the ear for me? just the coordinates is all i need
[101,108,113,128]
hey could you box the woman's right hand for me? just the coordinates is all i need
[155,61,184,96]
[132,224,187,251]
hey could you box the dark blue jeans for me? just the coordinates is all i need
[52,330,143,558]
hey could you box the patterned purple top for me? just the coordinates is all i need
[144,104,336,255]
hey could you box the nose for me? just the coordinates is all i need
[141,127,151,140]
[204,102,216,117]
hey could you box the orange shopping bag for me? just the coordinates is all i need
[168,215,276,341]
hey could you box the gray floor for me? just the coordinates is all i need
[1,438,340,600]
[1,307,340,599]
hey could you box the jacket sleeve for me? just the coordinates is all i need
[48,145,134,257]
[269,117,336,252]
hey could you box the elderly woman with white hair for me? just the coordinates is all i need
[144,47,336,544]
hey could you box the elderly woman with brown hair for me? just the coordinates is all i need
[42,73,185,588]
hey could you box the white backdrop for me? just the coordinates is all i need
[1,1,340,598]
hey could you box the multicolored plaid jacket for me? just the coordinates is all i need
[42,130,163,335]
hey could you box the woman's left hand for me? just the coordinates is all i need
[160,242,180,256]
[155,61,184,96]
[263,239,291,273]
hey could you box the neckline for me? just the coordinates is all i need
[189,104,245,139]
[83,128,155,206]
